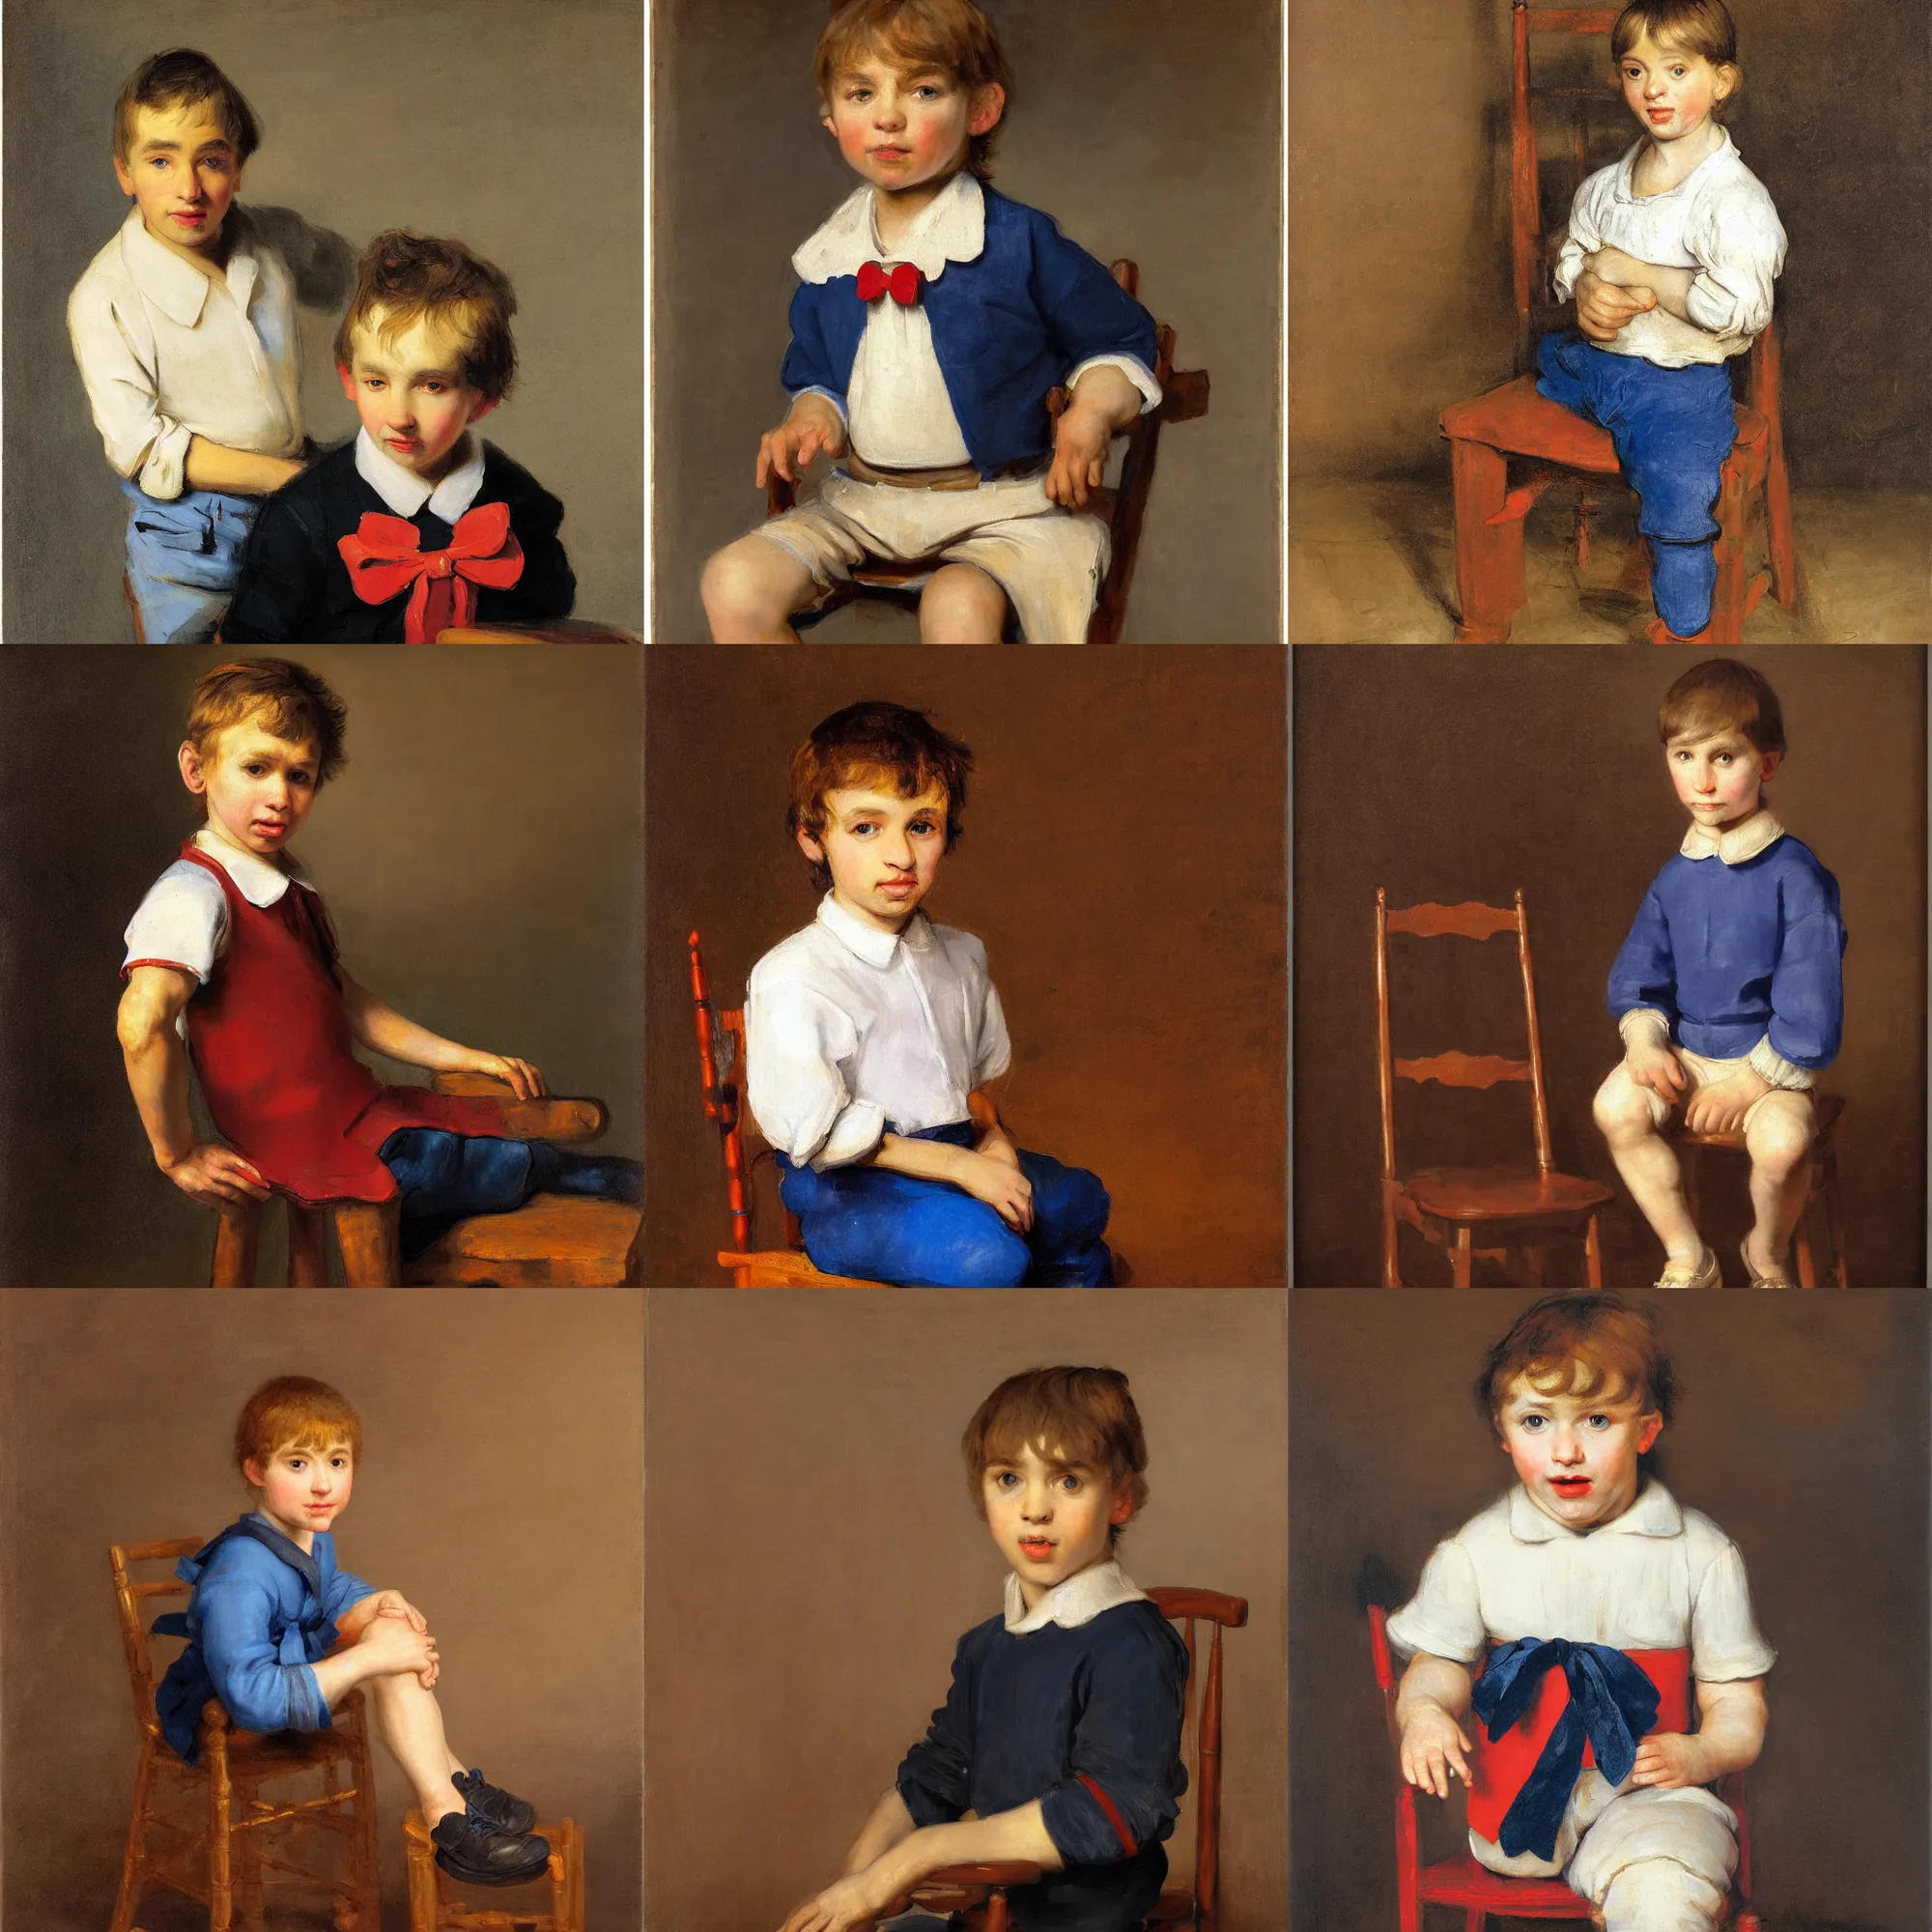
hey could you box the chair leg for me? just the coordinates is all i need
[110,1742,156,1932]
[1820,1148,1848,1289]
[208,1741,235,1932]
[235,1784,266,1932]
[1448,440,1523,643]
[1522,1243,1547,1289]
[1707,450,1750,645]
[1793,1208,1818,1291]
[348,1704,384,1929]
[212,1200,263,1287]
[1381,1195,1403,1290]
[287,1202,329,1286]
[1765,426,1798,608]
[1583,1212,1605,1290]
[1452,1225,1474,1289]
[1463,1911,1487,1932]
[333,1201,401,1288]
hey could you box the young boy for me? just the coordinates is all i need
[154,1377,552,1885]
[701,0,1161,645]
[1593,659,1844,1289]
[69,50,313,643]
[781,1367,1189,1932]
[1390,1294,1773,1932]
[116,659,637,1271]
[745,701,1112,1287]
[1541,0,1786,643]
[222,231,575,642]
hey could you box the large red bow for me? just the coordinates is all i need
[855,260,924,306]
[336,501,526,643]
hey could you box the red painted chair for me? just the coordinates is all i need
[1438,0,1796,644]
[1369,1604,1761,1932]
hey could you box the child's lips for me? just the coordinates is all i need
[1018,1538,1056,1559]
[1549,1476,1592,1496]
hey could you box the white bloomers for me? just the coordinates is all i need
[1595,1051,1815,1140]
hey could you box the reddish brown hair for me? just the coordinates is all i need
[334,231,519,403]
[1477,1293,1676,1439]
[234,1377,362,1477]
[962,1366,1151,1536]
[185,658,349,783]
[114,48,260,164]
[1657,658,1785,755]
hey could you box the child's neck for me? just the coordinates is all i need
[870,166,964,253]
[1634,117,1724,193]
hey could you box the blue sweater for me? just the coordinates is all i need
[1606,833,1846,1067]
[896,1600,1189,1932]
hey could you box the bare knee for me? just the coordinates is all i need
[1747,1101,1814,1181]
[919,564,1009,643]
[1593,1071,1659,1144]
[701,538,805,641]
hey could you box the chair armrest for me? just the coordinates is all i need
[429,1073,609,1143]
[1157,368,1210,423]
[433,621,642,643]
[966,1089,1003,1136]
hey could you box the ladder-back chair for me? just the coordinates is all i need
[110,1538,382,1932]
[764,260,1210,644]
[1437,0,1796,644]
[404,1806,585,1932]
[1376,889,1612,1288]
[1368,1604,1761,1932]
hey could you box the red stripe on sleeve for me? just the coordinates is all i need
[1078,1774,1138,1858]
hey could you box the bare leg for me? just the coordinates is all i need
[1593,1066,1703,1266]
[700,535,818,643]
[919,562,1009,643]
[365,1670,469,1826]
[1742,1093,1814,1278]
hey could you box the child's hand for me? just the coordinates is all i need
[352,1608,439,1687]
[1399,1700,1473,1800]
[161,1142,271,1209]
[956,1150,1036,1232]
[1683,1068,1771,1136]
[758,396,847,488]
[1574,270,1656,344]
[1046,400,1114,509]
[464,1053,548,1100]
[778,1862,901,1932]
[1625,1039,1687,1106]
[1631,1730,1714,1791]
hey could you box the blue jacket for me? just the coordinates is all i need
[1607,833,1846,1067]
[780,185,1159,480]
[153,1515,374,1762]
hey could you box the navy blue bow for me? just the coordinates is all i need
[1469,1638,1662,1860]
[150,1515,327,1643]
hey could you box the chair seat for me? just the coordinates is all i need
[1403,1166,1614,1224]
[407,1196,641,1287]
[1673,1090,1844,1152]
[1421,1853,1591,1917]
[1440,375,1767,472]
[716,1247,886,1290]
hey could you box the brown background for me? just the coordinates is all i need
[2,0,643,642]
[644,1289,1288,1932]
[1293,646,1927,1290]
[0,1289,643,1931]
[644,645,1288,1289]
[652,0,1283,643]
[1291,1289,1930,1932]
[0,646,643,1288]
[1288,0,1931,490]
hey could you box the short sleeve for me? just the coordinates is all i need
[1690,1538,1776,1682]
[896,1636,978,1827]
[973,976,1012,1089]
[124,863,229,983]
[194,1567,330,1736]
[745,970,884,1170]
[1385,1537,1488,1665]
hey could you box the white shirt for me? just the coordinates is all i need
[353,428,487,521]
[1004,1558,1148,1635]
[745,895,1011,1170]
[68,206,304,499]
[1552,130,1786,367]
[791,172,1161,469]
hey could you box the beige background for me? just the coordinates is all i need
[2,0,642,642]
[0,1289,643,1931]
[0,645,643,1287]
[644,1290,1288,1932]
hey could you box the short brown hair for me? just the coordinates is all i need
[816,0,1013,179]
[1477,1293,1676,1440]
[787,701,974,891]
[1611,2,1740,113]
[1657,658,1785,755]
[962,1366,1151,1535]
[333,231,519,404]
[114,49,261,165]
[185,658,349,783]
[234,1377,362,1478]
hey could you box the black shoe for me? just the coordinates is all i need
[452,1767,538,1835]
[431,1810,551,1886]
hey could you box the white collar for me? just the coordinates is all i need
[1003,1557,1148,1634]
[354,428,488,522]
[119,204,261,330]
[793,170,986,285]
[1507,1479,1683,1544]
[1615,126,1737,202]
[814,892,933,969]
[1680,807,1784,865]
[191,828,312,908]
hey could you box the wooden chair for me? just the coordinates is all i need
[905,1586,1249,1932]
[1376,890,1612,1289]
[765,261,1210,643]
[110,1538,382,1932]
[1438,0,1796,644]
[433,622,642,643]
[405,1807,584,1932]
[1368,1604,1761,1932]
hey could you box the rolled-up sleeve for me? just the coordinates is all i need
[67,281,193,498]
[1686,192,1785,340]
[897,1640,977,1827]
[123,864,228,983]
[195,1574,330,1735]
[1551,179,1605,302]
[746,974,884,1170]
[1690,1539,1776,1681]
[972,977,1012,1088]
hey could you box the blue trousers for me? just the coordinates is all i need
[120,477,258,642]
[778,1122,1113,1288]
[1535,333,1737,637]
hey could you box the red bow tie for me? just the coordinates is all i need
[856,260,924,306]
[336,501,526,643]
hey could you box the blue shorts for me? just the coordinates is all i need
[120,478,258,643]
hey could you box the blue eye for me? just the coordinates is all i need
[1520,1414,1548,1432]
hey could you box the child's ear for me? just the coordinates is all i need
[1757,750,1780,786]
[336,363,357,406]
[466,394,499,424]
[796,826,827,867]
[1637,1413,1663,1455]
[1107,1490,1136,1528]
[967,82,1007,139]
[113,155,136,197]
[177,740,209,796]
[242,1457,265,1489]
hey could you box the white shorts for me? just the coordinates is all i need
[1598,1051,1813,1139]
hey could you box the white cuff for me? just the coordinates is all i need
[788,385,848,426]
[1065,354,1162,416]
[1618,1008,1673,1051]
[136,419,193,500]
[812,1099,886,1171]
[1747,1037,1815,1091]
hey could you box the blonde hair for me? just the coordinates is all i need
[234,1377,362,1477]
[334,231,518,403]
[185,659,348,782]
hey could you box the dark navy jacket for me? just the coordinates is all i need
[780,185,1158,480]
[1607,833,1846,1066]
[896,1599,1189,1932]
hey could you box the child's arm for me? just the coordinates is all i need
[337,974,547,1099]
[1395,1652,1477,1799]
[1632,1676,1767,1789]
[183,438,307,497]
[1584,246,1698,325]
[1045,364,1144,510]
[869,1132,1035,1231]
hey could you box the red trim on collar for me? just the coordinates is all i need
[1078,1775,1137,1858]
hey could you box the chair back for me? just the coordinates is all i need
[110,1538,201,1741]
[1375,889,1555,1185]
[689,930,762,1257]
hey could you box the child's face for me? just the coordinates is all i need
[1666,726,1777,832]
[796,780,949,933]
[113,100,242,256]
[820,53,1005,196]
[243,1436,355,1547]
[178,720,321,861]
[981,1441,1134,1608]
[1618,31,1734,145]
[1496,1373,1662,1531]
[338,310,497,482]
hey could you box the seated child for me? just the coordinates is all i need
[781,1366,1189,1932]
[701,0,1162,645]
[1390,1294,1773,1932]
[155,1376,552,1885]
[1539,0,1786,644]
[746,701,1112,1287]
[69,50,314,643]
[222,231,575,642]
[116,658,638,1265]
[1593,658,1844,1289]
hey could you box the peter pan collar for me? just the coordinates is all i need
[120,204,261,330]
[192,829,313,908]
[1681,808,1784,865]
[793,169,986,285]
[354,429,487,523]
[1507,1479,1683,1543]
[1004,1557,1148,1634]
[815,892,934,969]
[1613,126,1738,203]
